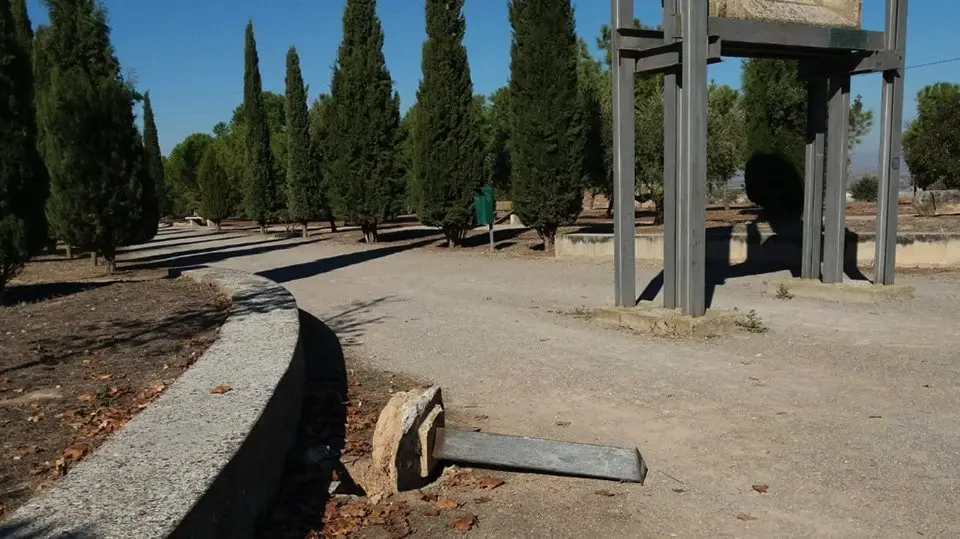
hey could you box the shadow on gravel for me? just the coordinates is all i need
[259,238,436,284]
[124,238,320,271]
[119,232,244,255]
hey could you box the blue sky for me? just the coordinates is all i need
[23,0,960,169]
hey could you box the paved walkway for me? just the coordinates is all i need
[125,226,960,538]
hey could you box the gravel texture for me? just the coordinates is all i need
[112,226,960,537]
[5,266,302,539]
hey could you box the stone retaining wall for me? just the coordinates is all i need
[556,228,960,269]
[6,268,303,539]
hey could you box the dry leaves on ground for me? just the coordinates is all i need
[210,385,232,394]
[752,484,769,494]
[451,514,477,532]
[736,512,759,521]
[443,470,505,491]
[436,498,459,510]
[322,499,411,538]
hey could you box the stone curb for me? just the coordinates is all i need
[6,268,304,539]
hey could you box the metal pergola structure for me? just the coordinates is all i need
[611,0,908,317]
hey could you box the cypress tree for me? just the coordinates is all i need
[308,94,338,232]
[141,91,165,223]
[242,21,278,233]
[198,147,231,230]
[508,0,586,250]
[8,0,48,252]
[415,0,483,247]
[40,0,144,272]
[0,0,40,297]
[326,0,401,244]
[285,46,321,238]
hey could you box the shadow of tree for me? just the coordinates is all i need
[258,238,436,284]
[2,281,116,307]
[124,238,320,271]
[0,517,98,538]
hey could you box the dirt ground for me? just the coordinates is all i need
[0,258,229,518]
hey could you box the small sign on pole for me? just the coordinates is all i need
[474,186,496,252]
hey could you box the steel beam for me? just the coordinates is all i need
[823,74,851,284]
[875,0,908,285]
[662,0,680,310]
[707,17,885,52]
[802,76,827,280]
[611,0,636,307]
[432,428,647,484]
[678,0,708,316]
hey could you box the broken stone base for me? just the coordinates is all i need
[345,386,444,503]
[595,302,744,338]
[765,278,914,303]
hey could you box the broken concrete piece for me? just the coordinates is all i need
[914,190,960,217]
[595,303,743,338]
[359,385,443,500]
[709,0,862,28]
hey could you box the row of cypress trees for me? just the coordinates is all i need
[226,0,587,247]
[0,0,162,296]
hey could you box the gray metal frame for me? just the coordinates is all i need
[611,0,908,316]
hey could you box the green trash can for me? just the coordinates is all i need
[474,186,495,251]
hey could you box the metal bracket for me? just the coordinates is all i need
[631,36,723,74]
[799,49,904,77]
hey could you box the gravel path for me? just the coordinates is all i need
[124,226,960,538]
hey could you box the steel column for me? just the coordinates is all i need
[874,0,908,285]
[611,0,636,307]
[662,0,680,309]
[822,74,851,284]
[678,0,708,316]
[802,76,827,279]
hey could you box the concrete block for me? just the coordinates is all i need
[595,303,744,338]
[709,0,861,28]
[765,278,915,303]
[914,190,960,217]
[356,386,443,501]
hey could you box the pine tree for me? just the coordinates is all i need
[285,47,321,238]
[198,146,231,230]
[141,91,165,222]
[40,0,144,272]
[508,0,586,250]
[242,21,278,233]
[326,0,401,243]
[414,0,483,246]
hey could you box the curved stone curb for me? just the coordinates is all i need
[6,268,303,539]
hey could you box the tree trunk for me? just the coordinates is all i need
[216,222,222,232]
[65,244,72,259]
[302,224,309,239]
[328,216,338,233]
[606,197,613,218]
[723,182,730,211]
[361,224,378,244]
[105,258,116,274]
[544,234,555,252]
[91,252,98,267]
[259,225,266,235]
